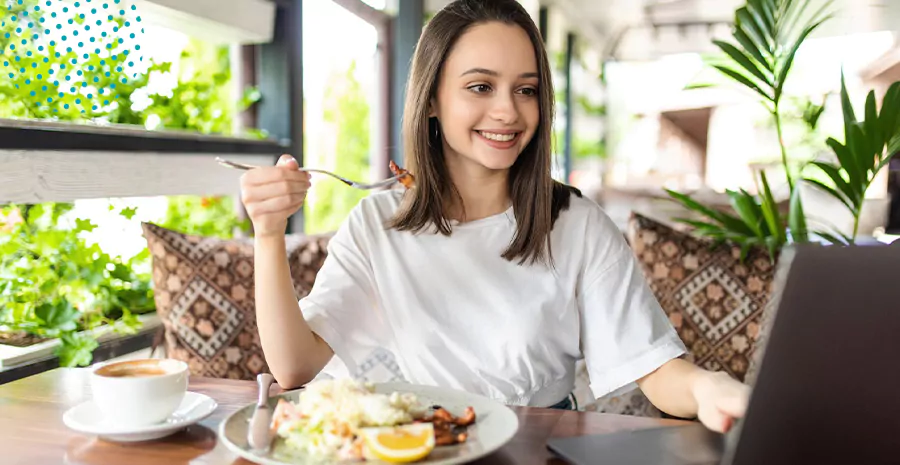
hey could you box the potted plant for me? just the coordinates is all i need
[666,0,900,258]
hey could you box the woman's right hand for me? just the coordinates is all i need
[240,154,311,238]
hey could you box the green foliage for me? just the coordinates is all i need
[143,40,249,135]
[666,0,833,259]
[0,204,152,366]
[158,196,250,239]
[305,61,370,234]
[0,1,150,123]
[802,76,900,243]
[0,4,259,364]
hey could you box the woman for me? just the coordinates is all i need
[240,0,749,433]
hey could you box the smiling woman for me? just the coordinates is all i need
[389,5,574,265]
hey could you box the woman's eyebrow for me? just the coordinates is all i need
[459,68,539,79]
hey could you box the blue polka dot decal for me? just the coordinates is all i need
[1,0,144,114]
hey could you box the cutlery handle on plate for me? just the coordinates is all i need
[257,373,275,407]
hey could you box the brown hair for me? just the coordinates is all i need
[389,0,581,266]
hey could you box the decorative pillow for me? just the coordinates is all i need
[626,212,778,382]
[141,222,331,380]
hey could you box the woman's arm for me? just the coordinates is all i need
[241,155,334,388]
[637,358,750,432]
[254,235,334,388]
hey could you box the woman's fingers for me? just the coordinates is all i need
[715,385,750,419]
[241,156,310,187]
[241,178,310,204]
[697,403,732,433]
[245,194,306,217]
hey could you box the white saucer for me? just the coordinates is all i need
[63,391,218,442]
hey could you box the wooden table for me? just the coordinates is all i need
[0,368,689,465]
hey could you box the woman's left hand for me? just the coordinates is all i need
[691,371,751,433]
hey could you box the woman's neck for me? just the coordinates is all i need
[444,155,510,223]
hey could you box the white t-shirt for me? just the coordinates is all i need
[299,189,686,407]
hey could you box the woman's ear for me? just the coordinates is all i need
[428,98,438,118]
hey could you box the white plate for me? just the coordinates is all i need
[63,391,218,442]
[217,382,520,465]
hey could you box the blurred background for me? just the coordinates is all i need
[1,0,898,377]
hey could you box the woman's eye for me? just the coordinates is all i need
[468,84,491,93]
[518,87,537,96]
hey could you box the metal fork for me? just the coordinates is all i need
[215,157,407,190]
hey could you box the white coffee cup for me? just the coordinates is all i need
[90,358,189,428]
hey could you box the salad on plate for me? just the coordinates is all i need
[270,378,476,463]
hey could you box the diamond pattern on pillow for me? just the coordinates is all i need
[626,212,776,382]
[142,222,331,380]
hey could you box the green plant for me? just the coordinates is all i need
[666,0,833,259]
[802,76,900,244]
[143,40,257,135]
[0,11,258,364]
[0,204,152,366]
[0,1,152,122]
[158,196,250,239]
[708,0,832,190]
[305,61,370,234]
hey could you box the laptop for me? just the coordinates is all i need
[547,244,900,465]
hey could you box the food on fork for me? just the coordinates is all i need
[389,160,416,189]
[270,379,476,462]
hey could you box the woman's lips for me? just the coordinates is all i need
[475,130,520,149]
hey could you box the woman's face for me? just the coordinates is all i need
[432,21,540,174]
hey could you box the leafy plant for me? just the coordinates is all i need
[305,61,370,234]
[708,0,833,189]
[0,1,151,122]
[158,196,250,239]
[0,204,153,366]
[0,4,259,365]
[666,0,833,259]
[802,76,900,244]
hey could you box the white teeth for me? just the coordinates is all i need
[479,131,516,142]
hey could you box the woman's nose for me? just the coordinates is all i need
[488,94,519,125]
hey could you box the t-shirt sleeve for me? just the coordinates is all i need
[578,210,687,400]
[298,201,383,377]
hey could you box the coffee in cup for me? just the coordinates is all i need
[90,358,189,428]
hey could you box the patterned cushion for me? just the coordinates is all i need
[626,212,777,381]
[142,222,331,380]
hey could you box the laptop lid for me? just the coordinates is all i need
[723,243,900,465]
[548,244,900,465]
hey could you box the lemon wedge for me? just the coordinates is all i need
[360,423,435,463]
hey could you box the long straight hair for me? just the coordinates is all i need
[389,0,580,266]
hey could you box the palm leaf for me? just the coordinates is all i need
[847,123,871,189]
[840,71,857,130]
[879,82,900,137]
[733,26,771,69]
[749,0,776,35]
[787,179,808,243]
[744,0,775,44]
[758,170,786,244]
[863,90,882,162]
[728,189,766,239]
[809,161,856,205]
[804,178,856,214]
[736,7,772,54]
[713,65,774,101]
[774,16,830,99]
[825,137,862,191]
[666,189,757,235]
[814,230,849,246]
[713,40,772,86]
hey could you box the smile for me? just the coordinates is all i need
[477,131,518,142]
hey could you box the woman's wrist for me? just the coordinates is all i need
[689,368,720,412]
[254,233,287,248]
